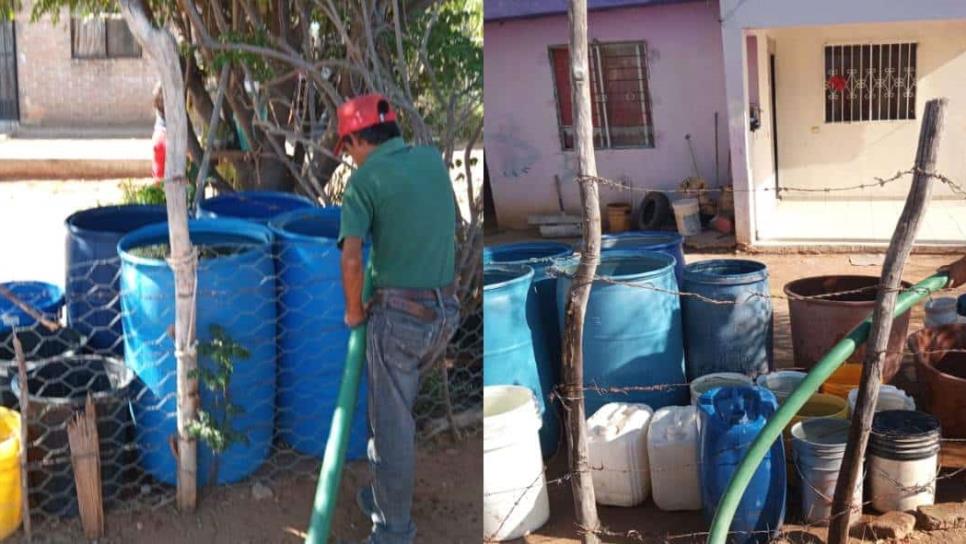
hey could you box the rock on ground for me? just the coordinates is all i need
[917,502,966,531]
[867,511,918,540]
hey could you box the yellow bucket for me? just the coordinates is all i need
[821,363,863,399]
[0,407,21,539]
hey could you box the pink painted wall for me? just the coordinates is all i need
[484,0,729,228]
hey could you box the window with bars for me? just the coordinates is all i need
[549,41,655,150]
[71,15,142,59]
[825,42,917,123]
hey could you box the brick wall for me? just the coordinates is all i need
[14,4,155,130]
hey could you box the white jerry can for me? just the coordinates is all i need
[586,403,654,507]
[647,405,702,511]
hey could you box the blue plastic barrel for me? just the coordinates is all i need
[698,386,785,544]
[600,231,686,284]
[556,252,687,414]
[0,281,64,333]
[682,260,773,379]
[483,242,572,457]
[268,207,368,460]
[119,219,276,486]
[65,204,167,354]
[483,265,548,447]
[197,191,315,224]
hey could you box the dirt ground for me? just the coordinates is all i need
[25,433,481,543]
[489,235,966,544]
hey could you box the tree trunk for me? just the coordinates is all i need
[561,0,601,542]
[826,98,946,543]
[119,0,200,513]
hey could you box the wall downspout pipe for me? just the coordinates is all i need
[707,272,950,544]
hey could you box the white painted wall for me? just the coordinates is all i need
[719,0,966,244]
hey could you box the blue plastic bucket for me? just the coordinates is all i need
[119,219,276,486]
[682,259,773,379]
[0,281,64,334]
[197,191,315,224]
[268,207,368,460]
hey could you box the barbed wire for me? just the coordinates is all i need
[574,167,966,199]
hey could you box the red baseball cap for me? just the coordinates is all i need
[334,93,398,156]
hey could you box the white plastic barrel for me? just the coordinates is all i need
[847,385,915,415]
[756,370,808,405]
[483,385,550,541]
[646,405,702,511]
[587,403,653,507]
[689,372,754,405]
[672,199,701,237]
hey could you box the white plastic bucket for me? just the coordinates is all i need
[483,385,550,541]
[690,372,754,405]
[672,199,701,237]
[868,410,940,513]
[791,418,862,525]
[847,385,915,415]
[755,370,808,405]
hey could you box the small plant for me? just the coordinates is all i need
[119,178,197,206]
[188,324,250,486]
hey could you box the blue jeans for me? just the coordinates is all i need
[364,287,459,544]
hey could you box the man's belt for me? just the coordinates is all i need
[370,284,456,323]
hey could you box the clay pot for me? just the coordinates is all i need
[909,324,966,438]
[784,276,912,383]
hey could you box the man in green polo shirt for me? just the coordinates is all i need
[336,93,459,544]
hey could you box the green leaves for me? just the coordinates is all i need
[189,324,251,457]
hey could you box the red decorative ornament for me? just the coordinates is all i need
[827,74,847,93]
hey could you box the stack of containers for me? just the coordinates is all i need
[868,410,941,513]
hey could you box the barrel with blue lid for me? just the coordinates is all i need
[484,265,549,449]
[268,207,368,460]
[197,191,315,224]
[483,242,572,456]
[119,218,276,485]
[681,259,773,379]
[600,231,686,284]
[556,251,687,414]
[698,386,785,544]
[65,204,167,354]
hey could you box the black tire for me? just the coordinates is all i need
[637,191,672,230]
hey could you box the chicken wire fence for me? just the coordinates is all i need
[0,235,482,525]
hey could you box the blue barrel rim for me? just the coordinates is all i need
[198,190,315,218]
[66,204,168,242]
[484,264,535,292]
[483,241,573,266]
[557,250,676,282]
[0,281,65,327]
[698,385,777,416]
[683,259,768,286]
[601,230,684,251]
[268,206,341,243]
[118,218,274,268]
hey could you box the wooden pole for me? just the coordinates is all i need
[827,98,947,543]
[562,0,601,542]
[119,0,199,512]
[12,334,31,541]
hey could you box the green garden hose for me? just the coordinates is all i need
[305,265,373,544]
[707,272,950,544]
